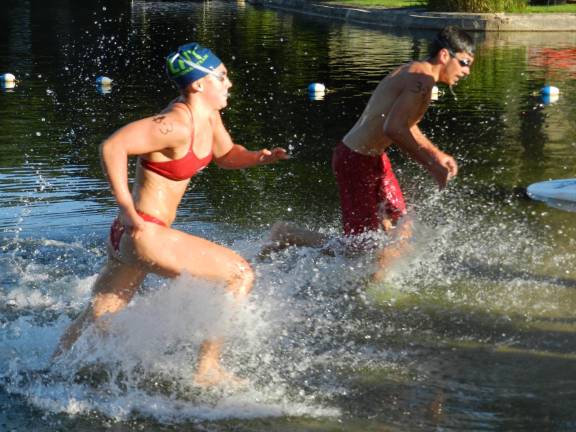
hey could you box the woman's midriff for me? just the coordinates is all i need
[132,170,189,226]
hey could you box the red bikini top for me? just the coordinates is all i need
[140,113,213,181]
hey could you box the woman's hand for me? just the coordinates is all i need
[119,209,146,240]
[258,147,289,164]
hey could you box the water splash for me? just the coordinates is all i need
[1,181,575,426]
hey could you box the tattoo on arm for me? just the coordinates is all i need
[410,80,432,101]
[152,115,173,135]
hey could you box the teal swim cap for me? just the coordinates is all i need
[166,43,222,89]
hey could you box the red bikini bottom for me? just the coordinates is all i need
[109,211,167,252]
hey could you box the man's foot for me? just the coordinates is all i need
[259,221,328,258]
[259,221,295,257]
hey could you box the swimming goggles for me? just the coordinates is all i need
[446,48,472,68]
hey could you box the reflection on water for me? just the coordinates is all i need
[1,0,576,430]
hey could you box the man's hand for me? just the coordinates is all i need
[258,148,289,164]
[430,153,458,189]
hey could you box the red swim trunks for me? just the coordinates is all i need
[109,211,167,252]
[332,142,406,236]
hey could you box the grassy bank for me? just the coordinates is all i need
[326,0,576,12]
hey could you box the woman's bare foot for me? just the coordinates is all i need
[194,340,248,389]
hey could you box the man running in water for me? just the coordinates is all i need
[265,26,474,279]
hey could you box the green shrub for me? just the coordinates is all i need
[425,0,528,12]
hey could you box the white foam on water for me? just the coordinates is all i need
[2,191,574,423]
[2,252,344,421]
[370,189,576,317]
[21,380,338,422]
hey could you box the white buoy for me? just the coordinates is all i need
[308,91,325,101]
[1,81,15,91]
[541,85,559,96]
[308,82,326,93]
[541,93,559,105]
[96,85,112,95]
[96,76,113,86]
[0,73,16,83]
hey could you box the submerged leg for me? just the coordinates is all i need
[52,258,146,359]
[126,223,255,387]
[373,216,413,282]
[193,340,248,387]
[260,221,328,255]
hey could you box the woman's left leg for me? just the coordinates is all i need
[52,257,147,359]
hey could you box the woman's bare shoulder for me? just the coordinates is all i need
[145,101,192,138]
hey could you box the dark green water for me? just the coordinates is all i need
[1,0,576,430]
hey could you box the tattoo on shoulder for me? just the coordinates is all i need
[410,80,432,100]
[152,115,173,135]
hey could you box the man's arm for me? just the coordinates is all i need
[409,125,457,189]
[382,73,457,189]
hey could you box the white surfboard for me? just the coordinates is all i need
[527,178,576,211]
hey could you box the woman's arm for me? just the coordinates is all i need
[211,111,288,169]
[99,109,190,232]
[215,144,288,169]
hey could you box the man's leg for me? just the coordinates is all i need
[260,221,328,255]
[373,215,413,281]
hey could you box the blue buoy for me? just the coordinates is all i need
[0,73,16,83]
[307,82,326,93]
[96,76,113,86]
[1,82,15,92]
[541,85,559,96]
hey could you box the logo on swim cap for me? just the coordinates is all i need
[166,42,222,89]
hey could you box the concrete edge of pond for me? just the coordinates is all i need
[247,0,576,31]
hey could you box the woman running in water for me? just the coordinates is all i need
[54,42,288,386]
